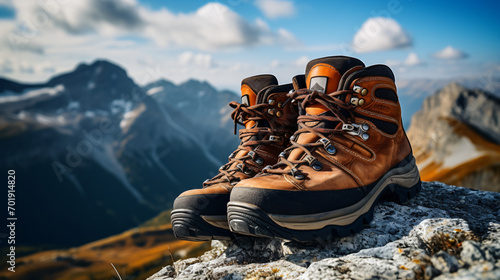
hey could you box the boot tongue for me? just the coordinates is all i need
[305,56,364,115]
[240,74,278,128]
[287,56,365,161]
[231,74,278,162]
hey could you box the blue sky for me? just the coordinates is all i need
[0,0,499,92]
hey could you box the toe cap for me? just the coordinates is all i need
[174,185,231,216]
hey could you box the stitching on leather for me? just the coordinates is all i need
[284,174,307,191]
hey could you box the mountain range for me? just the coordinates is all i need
[397,76,500,128]
[0,60,238,249]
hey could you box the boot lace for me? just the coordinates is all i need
[263,88,358,179]
[203,101,283,187]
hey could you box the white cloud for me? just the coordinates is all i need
[1,0,298,53]
[0,0,306,93]
[143,3,297,50]
[270,60,281,67]
[432,46,468,60]
[41,0,144,35]
[255,0,296,19]
[0,20,45,54]
[404,52,424,66]
[178,52,215,68]
[385,52,425,68]
[352,17,412,53]
[0,0,300,84]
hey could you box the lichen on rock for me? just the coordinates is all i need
[148,182,500,280]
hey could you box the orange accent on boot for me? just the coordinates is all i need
[305,104,329,115]
[241,84,257,106]
[241,84,257,129]
[305,63,342,115]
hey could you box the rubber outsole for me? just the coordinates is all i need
[227,180,421,243]
[171,209,233,241]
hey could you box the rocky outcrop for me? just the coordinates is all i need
[407,83,500,192]
[148,182,500,280]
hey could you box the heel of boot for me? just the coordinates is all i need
[382,181,422,203]
[171,209,233,241]
[381,155,421,204]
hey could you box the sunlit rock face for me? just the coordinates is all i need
[407,83,500,192]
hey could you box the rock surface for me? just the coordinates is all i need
[148,182,500,280]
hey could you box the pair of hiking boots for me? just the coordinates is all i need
[171,56,421,243]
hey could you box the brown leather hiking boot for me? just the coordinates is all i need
[171,74,299,241]
[227,56,421,242]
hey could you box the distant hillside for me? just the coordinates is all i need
[144,79,238,160]
[397,76,500,129]
[407,83,500,191]
[0,224,209,280]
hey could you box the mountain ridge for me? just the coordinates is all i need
[0,59,238,249]
[408,82,500,192]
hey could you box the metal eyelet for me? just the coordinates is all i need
[350,97,359,106]
[290,168,304,180]
[277,102,284,108]
[279,152,287,158]
[319,138,337,155]
[244,169,253,175]
[312,161,323,171]
[326,145,336,154]
[361,88,368,96]
[358,99,365,106]
[290,135,296,141]
[255,157,264,165]
[248,150,256,159]
[268,99,276,105]
[294,174,305,180]
[276,111,283,117]
[236,163,244,172]
[268,108,275,115]
[269,135,282,142]
[343,123,370,141]
[353,85,362,93]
